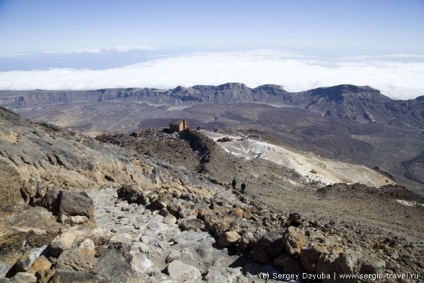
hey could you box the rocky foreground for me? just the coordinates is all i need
[0,106,423,282]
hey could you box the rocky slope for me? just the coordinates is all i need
[1,106,423,282]
[1,83,424,128]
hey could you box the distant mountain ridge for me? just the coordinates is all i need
[0,83,423,127]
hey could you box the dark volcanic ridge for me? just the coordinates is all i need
[1,83,424,128]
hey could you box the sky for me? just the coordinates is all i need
[0,0,423,99]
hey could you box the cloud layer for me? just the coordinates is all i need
[42,45,158,55]
[0,50,423,100]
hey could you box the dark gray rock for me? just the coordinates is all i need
[93,250,135,282]
[49,270,97,283]
[13,245,47,272]
[39,189,60,213]
[252,228,286,263]
[57,191,95,223]
[178,218,205,232]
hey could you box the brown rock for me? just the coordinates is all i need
[208,220,230,238]
[78,238,96,257]
[301,244,328,273]
[282,226,305,255]
[233,208,244,218]
[218,231,241,247]
[243,210,253,219]
[27,256,51,274]
[239,232,258,250]
[48,232,79,258]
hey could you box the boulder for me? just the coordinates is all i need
[57,191,95,223]
[27,256,51,275]
[301,244,327,273]
[162,214,177,225]
[218,231,241,247]
[13,245,47,272]
[48,232,79,258]
[130,252,154,274]
[77,238,96,257]
[178,218,205,232]
[109,233,132,251]
[166,260,202,282]
[56,249,97,272]
[286,212,302,227]
[39,190,95,223]
[281,226,305,255]
[39,189,60,213]
[48,270,97,283]
[336,250,363,276]
[239,232,259,251]
[252,228,285,263]
[359,254,386,274]
[117,184,145,204]
[93,250,136,282]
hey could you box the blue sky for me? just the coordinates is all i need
[0,0,423,98]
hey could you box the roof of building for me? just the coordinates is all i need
[169,119,186,126]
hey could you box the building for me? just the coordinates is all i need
[169,119,188,132]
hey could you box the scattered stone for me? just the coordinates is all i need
[178,218,205,231]
[204,266,243,283]
[166,260,202,282]
[286,212,301,227]
[27,256,51,275]
[48,270,97,283]
[130,252,153,274]
[218,231,241,247]
[300,245,327,273]
[93,250,136,282]
[252,229,285,263]
[48,232,79,258]
[13,245,47,272]
[163,214,177,225]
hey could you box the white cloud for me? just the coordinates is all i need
[0,50,423,99]
[42,45,158,55]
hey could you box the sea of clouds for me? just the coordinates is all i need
[0,50,423,100]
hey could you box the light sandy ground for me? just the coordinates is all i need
[202,130,395,187]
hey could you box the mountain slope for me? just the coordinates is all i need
[1,107,424,281]
[1,83,424,128]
